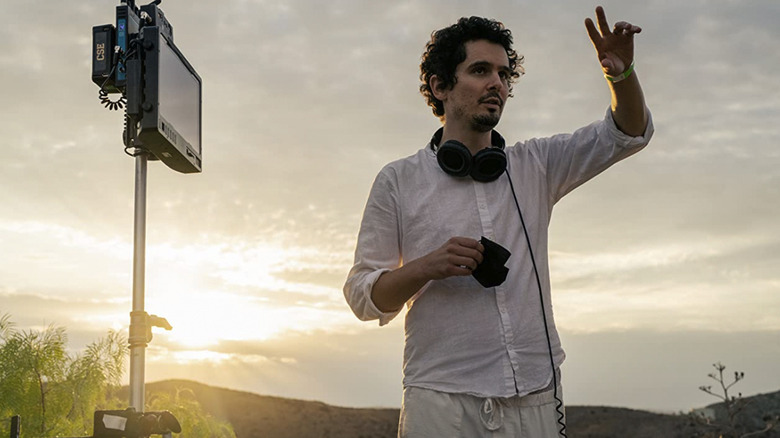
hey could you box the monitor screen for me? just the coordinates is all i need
[138,25,202,174]
[158,35,201,156]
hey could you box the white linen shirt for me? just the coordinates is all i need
[344,109,654,398]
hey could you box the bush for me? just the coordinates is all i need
[0,313,235,438]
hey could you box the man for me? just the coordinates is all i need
[344,6,652,437]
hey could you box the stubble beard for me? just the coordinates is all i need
[471,111,501,133]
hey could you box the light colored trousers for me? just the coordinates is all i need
[399,386,565,438]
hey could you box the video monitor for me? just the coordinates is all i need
[138,26,202,173]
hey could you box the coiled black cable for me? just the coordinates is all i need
[97,51,126,111]
[506,171,568,438]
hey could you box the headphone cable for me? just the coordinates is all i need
[506,171,568,438]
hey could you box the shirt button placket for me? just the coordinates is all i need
[474,183,519,392]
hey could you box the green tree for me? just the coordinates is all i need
[0,314,69,436]
[60,329,128,435]
[1,313,236,438]
[146,387,236,438]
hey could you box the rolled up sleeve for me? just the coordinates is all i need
[343,167,404,326]
[344,267,400,325]
[537,107,655,204]
[604,107,654,149]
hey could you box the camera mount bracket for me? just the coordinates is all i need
[129,310,172,346]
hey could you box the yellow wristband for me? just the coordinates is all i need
[605,62,635,84]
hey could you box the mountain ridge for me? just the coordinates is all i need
[133,379,780,438]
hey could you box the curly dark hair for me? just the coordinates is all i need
[419,16,524,120]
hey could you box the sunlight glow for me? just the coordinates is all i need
[142,243,348,349]
[147,288,286,348]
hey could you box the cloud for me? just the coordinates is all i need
[0,290,128,340]
[145,325,406,407]
[139,327,780,412]
[2,0,779,412]
[549,234,780,332]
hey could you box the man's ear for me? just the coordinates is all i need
[430,75,449,102]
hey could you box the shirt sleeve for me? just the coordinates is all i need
[539,107,654,204]
[343,166,404,326]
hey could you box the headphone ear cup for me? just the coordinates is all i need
[437,140,473,177]
[471,148,507,182]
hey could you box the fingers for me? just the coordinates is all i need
[447,236,484,252]
[613,21,642,36]
[585,7,641,58]
[585,6,611,49]
[584,17,602,49]
[452,256,479,272]
[600,57,616,72]
[595,5,611,36]
[443,237,484,275]
[447,237,484,262]
[588,6,642,38]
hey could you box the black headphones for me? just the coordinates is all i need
[431,128,507,183]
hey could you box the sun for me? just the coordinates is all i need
[141,265,290,349]
[134,239,346,352]
[146,289,284,348]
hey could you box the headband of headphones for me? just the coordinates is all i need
[430,128,507,182]
[429,127,506,151]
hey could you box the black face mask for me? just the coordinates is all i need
[472,236,511,288]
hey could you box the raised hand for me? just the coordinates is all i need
[585,6,642,76]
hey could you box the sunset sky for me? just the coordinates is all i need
[1,0,778,413]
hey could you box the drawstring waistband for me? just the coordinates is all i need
[480,398,504,431]
[478,382,561,431]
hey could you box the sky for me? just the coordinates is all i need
[1,0,779,414]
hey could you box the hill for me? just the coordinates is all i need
[130,380,398,438]
[134,380,780,438]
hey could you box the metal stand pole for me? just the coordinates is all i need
[128,153,148,412]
